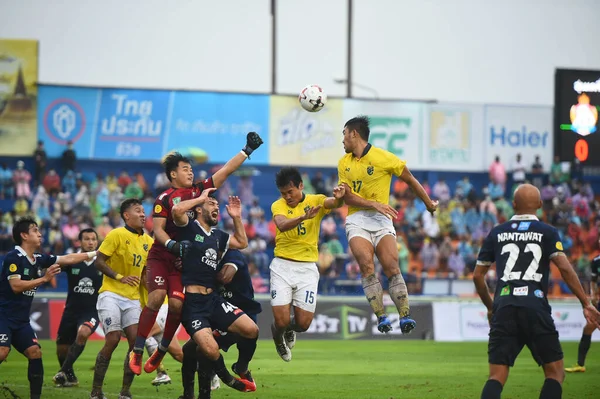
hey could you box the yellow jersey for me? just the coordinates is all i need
[271,194,330,262]
[98,226,153,300]
[338,144,406,216]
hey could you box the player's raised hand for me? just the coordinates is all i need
[427,200,439,215]
[583,303,600,330]
[242,132,264,157]
[303,205,322,220]
[200,187,217,201]
[44,264,61,282]
[373,203,398,220]
[333,185,346,199]
[226,196,242,218]
[120,275,140,287]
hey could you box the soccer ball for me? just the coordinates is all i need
[299,84,327,112]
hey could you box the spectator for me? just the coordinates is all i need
[571,158,583,182]
[117,170,132,189]
[106,172,118,192]
[0,217,12,252]
[74,184,91,208]
[96,216,113,241]
[249,261,268,294]
[438,236,453,272]
[237,175,254,204]
[512,153,526,186]
[450,203,467,236]
[458,238,477,272]
[13,197,29,217]
[448,248,466,277]
[95,185,111,217]
[311,171,327,195]
[346,259,361,280]
[422,209,440,238]
[489,156,507,189]
[248,199,265,221]
[321,215,336,237]
[253,215,272,242]
[48,221,64,254]
[531,155,543,174]
[13,160,31,199]
[432,179,451,202]
[31,186,51,223]
[422,179,432,197]
[33,140,47,183]
[61,140,77,173]
[62,170,77,197]
[124,180,144,199]
[301,172,315,194]
[455,176,473,199]
[420,238,439,271]
[0,163,13,199]
[325,172,338,194]
[135,172,148,194]
[42,169,62,195]
[153,170,170,195]
[62,216,80,248]
[550,156,566,185]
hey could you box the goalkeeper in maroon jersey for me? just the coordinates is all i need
[128,132,263,375]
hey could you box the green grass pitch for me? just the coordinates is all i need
[0,340,598,398]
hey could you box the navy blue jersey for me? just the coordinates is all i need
[217,250,262,316]
[177,219,229,289]
[0,246,57,323]
[591,255,600,285]
[477,215,564,313]
[64,258,103,311]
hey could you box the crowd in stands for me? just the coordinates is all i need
[0,142,598,298]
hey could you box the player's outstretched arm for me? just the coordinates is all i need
[226,196,248,250]
[55,251,98,266]
[172,188,217,226]
[8,264,61,294]
[211,132,264,188]
[473,265,494,321]
[340,183,398,219]
[399,167,438,214]
[552,254,600,328]
[323,185,346,209]
[153,218,170,247]
[95,251,140,287]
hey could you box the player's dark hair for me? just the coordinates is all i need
[78,228,98,241]
[12,216,37,245]
[120,198,143,220]
[276,167,303,188]
[163,152,192,182]
[345,115,370,141]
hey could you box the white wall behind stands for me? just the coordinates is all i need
[2,0,600,104]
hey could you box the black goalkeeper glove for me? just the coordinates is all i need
[166,240,192,258]
[242,132,264,158]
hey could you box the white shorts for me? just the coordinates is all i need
[96,292,142,334]
[345,210,396,248]
[269,257,319,312]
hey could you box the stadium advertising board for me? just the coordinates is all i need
[425,103,484,171]
[268,95,345,167]
[484,105,553,172]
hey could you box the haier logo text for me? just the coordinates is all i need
[490,126,549,148]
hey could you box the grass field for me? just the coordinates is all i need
[0,339,598,399]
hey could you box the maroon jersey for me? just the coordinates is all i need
[149,177,215,258]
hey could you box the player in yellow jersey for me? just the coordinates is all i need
[90,199,154,399]
[338,116,438,334]
[269,167,346,361]
[138,268,183,386]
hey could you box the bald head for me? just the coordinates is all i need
[513,184,542,214]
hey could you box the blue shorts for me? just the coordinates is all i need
[214,313,258,352]
[0,315,40,353]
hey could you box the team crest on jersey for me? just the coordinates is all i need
[173,197,181,205]
[367,165,374,175]
[72,268,80,275]
[500,286,510,296]
[154,204,162,214]
[143,244,149,252]
[271,290,277,299]
[304,205,311,213]
[534,289,544,298]
[104,317,112,326]
[556,242,564,251]
[345,167,350,172]
[288,210,293,215]
[195,234,204,242]
[9,264,17,273]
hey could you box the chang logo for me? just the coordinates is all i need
[74,277,95,295]
[202,248,218,269]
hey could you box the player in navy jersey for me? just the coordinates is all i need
[131,132,263,376]
[172,190,258,397]
[0,217,99,399]
[473,184,600,399]
[565,243,600,373]
[180,249,262,398]
[53,228,102,387]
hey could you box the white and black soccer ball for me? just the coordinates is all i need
[299,84,327,112]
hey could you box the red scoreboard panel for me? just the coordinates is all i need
[554,69,600,165]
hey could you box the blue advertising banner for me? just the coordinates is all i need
[38,85,99,158]
[166,92,270,164]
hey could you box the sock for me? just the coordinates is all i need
[361,274,385,317]
[212,354,234,385]
[235,337,258,373]
[92,353,110,392]
[28,358,43,399]
[388,273,410,318]
[577,334,592,367]
[288,316,306,333]
[159,310,182,352]
[134,307,159,352]
[481,379,503,399]
[197,356,213,399]
[60,343,85,373]
[57,349,67,368]
[145,336,159,357]
[271,322,287,344]
[121,350,135,395]
[539,378,562,399]
[181,340,198,398]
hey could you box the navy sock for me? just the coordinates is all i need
[481,379,503,399]
[539,378,562,399]
[577,334,591,367]
[235,337,258,373]
[181,340,197,397]
[211,354,233,384]
[28,358,44,399]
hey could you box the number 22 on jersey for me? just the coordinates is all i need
[500,243,543,282]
